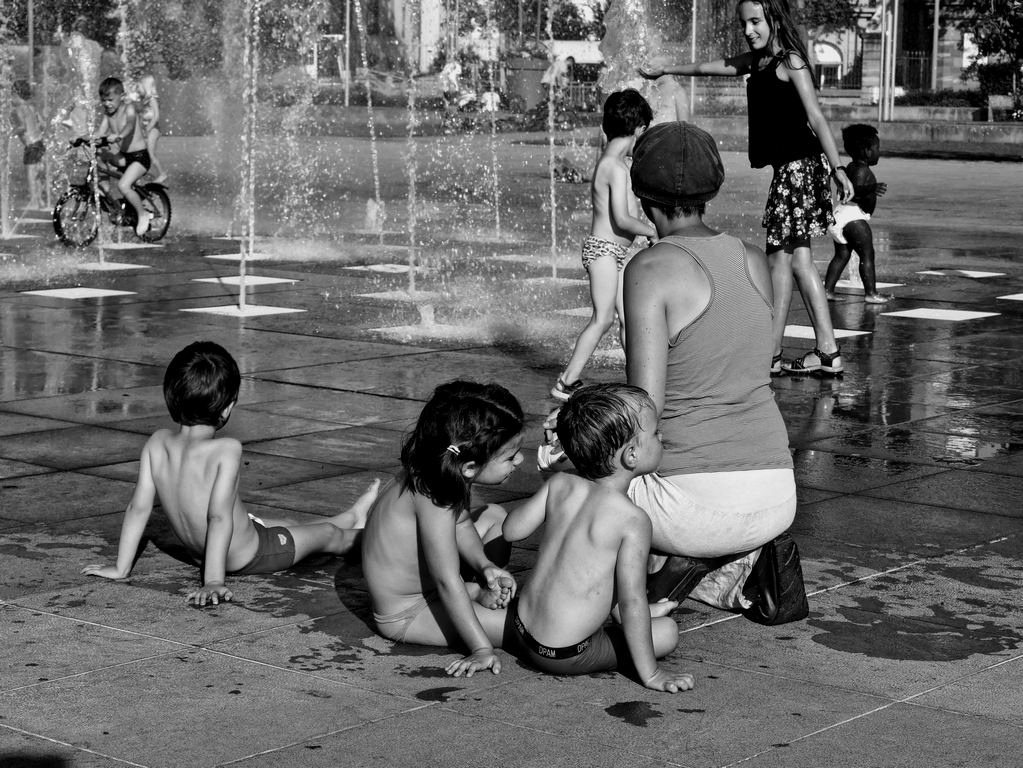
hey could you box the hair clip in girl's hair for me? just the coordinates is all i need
[446,444,461,456]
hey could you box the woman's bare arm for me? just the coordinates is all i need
[785,57,853,202]
[624,255,669,415]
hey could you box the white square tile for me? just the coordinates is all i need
[358,290,442,302]
[180,304,306,317]
[99,242,165,250]
[521,277,589,286]
[835,280,903,290]
[22,287,136,299]
[957,270,1005,278]
[78,261,152,271]
[882,308,1000,321]
[916,269,1005,278]
[345,263,411,274]
[193,276,298,286]
[784,325,870,340]
[206,252,277,261]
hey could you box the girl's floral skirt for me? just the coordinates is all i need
[762,153,834,248]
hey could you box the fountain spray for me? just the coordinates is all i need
[485,0,501,239]
[238,0,263,311]
[546,0,557,278]
[404,0,421,293]
[353,0,385,243]
[0,24,12,241]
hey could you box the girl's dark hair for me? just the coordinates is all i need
[841,123,879,159]
[558,383,655,480]
[401,381,524,514]
[163,341,241,427]
[602,89,654,140]
[739,0,818,89]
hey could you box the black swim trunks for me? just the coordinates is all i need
[23,140,45,165]
[121,149,152,172]
[505,598,625,675]
[232,521,296,575]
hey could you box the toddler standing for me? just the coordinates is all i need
[824,124,890,303]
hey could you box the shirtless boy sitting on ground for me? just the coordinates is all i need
[95,77,153,237]
[503,383,695,693]
[83,341,379,605]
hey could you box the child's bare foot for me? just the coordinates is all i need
[650,598,679,618]
[825,290,843,302]
[135,212,151,238]
[477,575,515,610]
[330,478,381,530]
[864,293,892,304]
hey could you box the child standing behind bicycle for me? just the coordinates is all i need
[94,77,152,237]
[136,74,167,184]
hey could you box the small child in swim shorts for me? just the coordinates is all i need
[361,380,523,678]
[83,341,379,606]
[824,124,891,304]
[504,383,694,693]
[549,90,657,406]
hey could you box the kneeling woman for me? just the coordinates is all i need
[623,122,796,609]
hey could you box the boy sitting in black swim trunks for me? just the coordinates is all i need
[94,77,153,237]
[83,341,379,606]
[502,383,694,693]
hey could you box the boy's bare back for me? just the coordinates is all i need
[590,148,644,247]
[143,428,261,571]
[515,472,651,647]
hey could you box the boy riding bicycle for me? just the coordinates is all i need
[92,77,152,237]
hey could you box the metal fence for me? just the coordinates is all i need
[896,51,933,90]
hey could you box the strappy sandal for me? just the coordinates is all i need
[781,346,844,376]
[770,353,783,377]
[550,377,585,402]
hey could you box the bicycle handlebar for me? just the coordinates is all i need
[70,136,113,149]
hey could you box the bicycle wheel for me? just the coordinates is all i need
[52,188,99,248]
[140,185,172,242]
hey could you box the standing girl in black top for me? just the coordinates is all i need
[640,0,854,376]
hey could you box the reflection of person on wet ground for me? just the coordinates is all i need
[640,0,855,378]
[361,381,523,678]
[549,90,657,405]
[82,342,378,606]
[623,121,798,615]
[505,384,695,694]
[824,124,890,304]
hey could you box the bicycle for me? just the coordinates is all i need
[52,137,172,248]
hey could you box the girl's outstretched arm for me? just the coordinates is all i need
[640,52,754,80]
[785,56,854,202]
[416,497,501,675]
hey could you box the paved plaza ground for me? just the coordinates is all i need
[1,134,1022,767]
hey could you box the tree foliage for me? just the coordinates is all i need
[796,0,860,40]
[955,0,1023,106]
